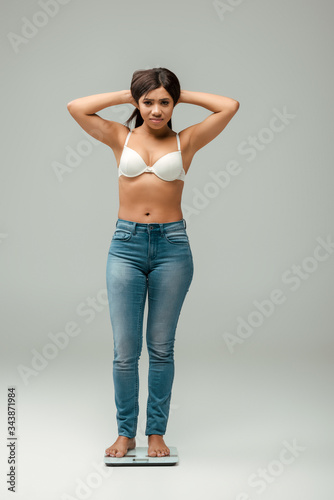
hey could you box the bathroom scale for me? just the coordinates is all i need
[104,446,179,466]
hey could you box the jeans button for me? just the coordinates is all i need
[149,226,153,229]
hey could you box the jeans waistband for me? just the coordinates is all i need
[115,218,187,235]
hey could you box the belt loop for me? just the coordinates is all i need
[183,218,186,229]
[133,222,137,235]
[159,223,164,236]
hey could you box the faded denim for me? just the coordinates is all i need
[106,218,194,438]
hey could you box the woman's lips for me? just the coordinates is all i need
[150,119,162,122]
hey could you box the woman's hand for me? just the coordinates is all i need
[175,90,183,106]
[124,90,138,108]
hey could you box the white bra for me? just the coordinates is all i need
[118,129,186,182]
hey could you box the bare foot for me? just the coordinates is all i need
[105,436,136,458]
[147,434,170,457]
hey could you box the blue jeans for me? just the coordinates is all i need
[106,218,194,438]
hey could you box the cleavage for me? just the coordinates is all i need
[127,136,178,167]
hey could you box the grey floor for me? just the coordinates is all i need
[3,318,332,500]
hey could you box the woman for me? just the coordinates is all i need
[67,67,239,458]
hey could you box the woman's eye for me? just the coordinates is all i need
[143,101,169,105]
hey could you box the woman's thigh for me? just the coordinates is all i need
[106,241,147,359]
[146,234,194,347]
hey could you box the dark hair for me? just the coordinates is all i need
[124,67,181,130]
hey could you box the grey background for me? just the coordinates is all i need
[1,0,333,498]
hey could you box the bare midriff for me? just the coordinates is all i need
[117,172,184,223]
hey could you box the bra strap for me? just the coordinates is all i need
[176,133,181,151]
[124,129,132,147]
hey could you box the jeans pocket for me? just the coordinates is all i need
[164,229,189,245]
[112,229,133,241]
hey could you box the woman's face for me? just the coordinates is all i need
[137,86,174,128]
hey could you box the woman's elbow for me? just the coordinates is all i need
[67,101,79,114]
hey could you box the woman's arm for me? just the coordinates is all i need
[177,90,239,153]
[178,89,238,111]
[67,90,137,114]
[67,90,137,147]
